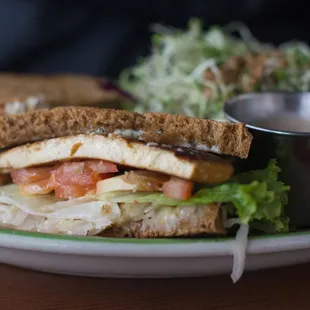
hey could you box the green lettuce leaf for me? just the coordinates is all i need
[100,160,290,232]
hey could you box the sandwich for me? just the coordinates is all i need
[0,107,289,281]
[0,73,128,115]
[0,106,289,235]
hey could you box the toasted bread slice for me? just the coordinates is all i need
[0,107,252,158]
[0,73,124,113]
[0,134,233,183]
[101,203,225,237]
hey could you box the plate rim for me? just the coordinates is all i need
[0,228,310,258]
[0,227,309,244]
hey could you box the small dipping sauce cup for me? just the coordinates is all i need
[224,92,310,228]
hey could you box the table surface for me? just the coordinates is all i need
[1,263,309,310]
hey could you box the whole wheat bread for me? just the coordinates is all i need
[100,203,225,237]
[0,106,252,158]
[0,73,123,111]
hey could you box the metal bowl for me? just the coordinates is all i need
[224,92,310,228]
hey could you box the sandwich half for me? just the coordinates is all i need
[0,106,288,238]
[0,73,127,115]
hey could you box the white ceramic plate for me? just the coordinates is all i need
[0,228,310,278]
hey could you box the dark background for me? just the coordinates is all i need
[0,0,308,78]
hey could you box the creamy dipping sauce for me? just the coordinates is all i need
[251,115,310,133]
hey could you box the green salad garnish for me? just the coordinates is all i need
[119,19,310,120]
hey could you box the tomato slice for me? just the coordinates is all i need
[162,177,193,200]
[10,160,118,199]
[52,160,118,199]
[11,167,55,185]
[54,183,89,199]
[53,161,118,186]
[85,160,118,174]
[9,161,196,201]
[53,162,94,187]
[20,178,54,195]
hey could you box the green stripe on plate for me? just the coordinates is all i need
[0,228,310,244]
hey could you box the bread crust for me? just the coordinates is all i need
[0,107,252,158]
[100,204,225,237]
[142,112,252,158]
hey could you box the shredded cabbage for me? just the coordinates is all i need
[223,217,249,282]
[231,223,249,283]
[0,185,120,235]
[120,19,310,120]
